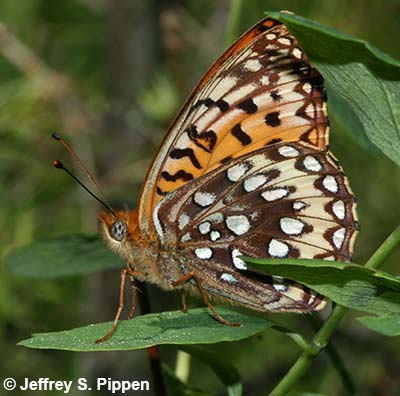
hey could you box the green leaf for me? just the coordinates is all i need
[245,258,400,316]
[357,315,400,336]
[269,11,400,166]
[327,87,379,154]
[18,307,274,351]
[5,234,123,279]
[179,345,242,396]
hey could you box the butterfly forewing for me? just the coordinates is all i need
[139,18,329,234]
[154,142,358,311]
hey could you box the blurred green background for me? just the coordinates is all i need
[1,0,399,395]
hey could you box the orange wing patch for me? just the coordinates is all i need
[138,18,328,235]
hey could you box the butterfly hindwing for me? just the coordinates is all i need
[154,142,358,311]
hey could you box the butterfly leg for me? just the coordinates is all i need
[181,291,188,313]
[95,268,142,343]
[127,275,137,320]
[172,271,240,327]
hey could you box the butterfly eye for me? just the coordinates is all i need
[110,220,127,242]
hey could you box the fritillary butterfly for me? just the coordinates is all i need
[97,17,358,342]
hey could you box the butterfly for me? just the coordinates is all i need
[97,16,358,342]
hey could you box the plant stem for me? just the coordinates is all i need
[269,224,400,396]
[308,315,355,395]
[270,306,348,396]
[364,224,400,270]
[224,0,243,47]
[175,350,191,383]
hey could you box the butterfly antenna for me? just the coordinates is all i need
[53,160,117,218]
[52,132,116,217]
[51,132,111,200]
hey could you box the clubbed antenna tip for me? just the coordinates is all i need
[51,135,117,218]
[51,132,62,141]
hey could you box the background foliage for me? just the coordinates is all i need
[1,0,399,395]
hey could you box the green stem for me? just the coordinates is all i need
[175,350,191,384]
[364,224,400,270]
[269,224,400,396]
[224,0,243,47]
[308,315,355,395]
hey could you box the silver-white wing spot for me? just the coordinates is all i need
[278,145,299,158]
[195,247,213,260]
[194,191,216,207]
[323,175,339,193]
[179,214,190,230]
[332,200,345,220]
[244,174,268,192]
[231,248,247,270]
[221,273,238,283]
[279,217,305,236]
[180,233,191,242]
[243,59,263,72]
[261,187,289,202]
[278,37,291,45]
[268,239,290,258]
[272,275,289,292]
[303,156,322,172]
[293,201,307,211]
[210,230,221,241]
[226,215,250,235]
[333,228,346,249]
[303,82,312,93]
[292,47,303,59]
[227,163,249,182]
[198,221,211,235]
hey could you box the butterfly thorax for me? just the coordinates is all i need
[99,209,170,288]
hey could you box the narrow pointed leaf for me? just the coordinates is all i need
[19,307,274,351]
[357,315,400,336]
[245,258,400,316]
[6,234,123,278]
